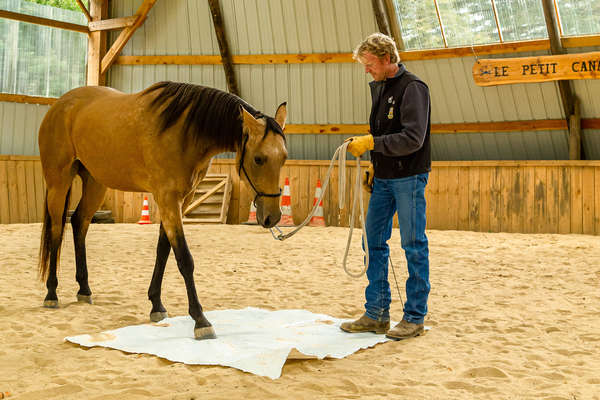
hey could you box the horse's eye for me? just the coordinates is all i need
[254,156,265,166]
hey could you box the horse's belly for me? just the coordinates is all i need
[74,139,151,192]
[81,159,151,192]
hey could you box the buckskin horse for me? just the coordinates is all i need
[38,81,288,339]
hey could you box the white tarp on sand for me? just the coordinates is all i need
[65,307,393,379]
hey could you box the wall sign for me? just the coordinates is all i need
[473,51,600,86]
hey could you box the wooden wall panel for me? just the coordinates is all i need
[1,156,600,236]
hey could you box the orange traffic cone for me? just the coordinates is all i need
[309,179,326,227]
[279,177,295,226]
[243,201,258,225]
[137,196,152,224]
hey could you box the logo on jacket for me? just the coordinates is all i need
[387,96,395,119]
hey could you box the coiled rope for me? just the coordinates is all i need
[270,141,368,278]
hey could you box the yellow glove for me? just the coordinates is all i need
[346,134,374,157]
[362,163,374,193]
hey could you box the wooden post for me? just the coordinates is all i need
[0,10,88,33]
[383,0,404,51]
[541,0,574,118]
[87,0,108,86]
[371,0,390,37]
[100,0,157,75]
[207,0,240,96]
[75,0,92,22]
[569,97,581,160]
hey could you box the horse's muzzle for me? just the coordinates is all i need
[256,201,281,228]
[259,210,281,228]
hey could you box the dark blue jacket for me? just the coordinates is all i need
[369,63,431,179]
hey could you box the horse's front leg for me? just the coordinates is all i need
[156,193,215,340]
[148,222,171,322]
[148,192,194,322]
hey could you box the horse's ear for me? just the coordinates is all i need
[274,102,287,130]
[240,106,260,134]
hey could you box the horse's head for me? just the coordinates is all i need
[237,103,288,228]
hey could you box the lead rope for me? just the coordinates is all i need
[270,141,368,278]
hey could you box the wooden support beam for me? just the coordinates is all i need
[75,0,92,22]
[383,0,404,51]
[87,0,108,86]
[207,0,240,96]
[0,93,56,105]
[431,120,570,133]
[582,119,600,129]
[89,16,138,32]
[0,9,88,33]
[285,124,370,134]
[371,0,391,37]
[284,120,573,134]
[569,97,581,160]
[116,53,355,65]
[563,35,600,48]
[542,0,574,118]
[100,0,157,75]
[113,36,600,67]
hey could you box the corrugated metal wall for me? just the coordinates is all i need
[108,0,374,122]
[0,101,50,155]
[406,51,569,160]
[0,0,598,161]
[571,47,600,159]
[105,0,599,161]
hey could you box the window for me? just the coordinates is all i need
[556,0,600,37]
[437,0,499,47]
[493,0,546,42]
[392,0,598,50]
[393,1,444,50]
[0,0,88,97]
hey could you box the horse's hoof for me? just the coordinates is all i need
[43,300,59,308]
[77,294,93,304]
[194,326,217,340]
[150,311,168,322]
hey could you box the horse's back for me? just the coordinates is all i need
[38,85,153,191]
[39,86,125,140]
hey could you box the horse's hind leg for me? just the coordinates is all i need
[41,166,77,308]
[70,167,107,304]
[148,222,171,322]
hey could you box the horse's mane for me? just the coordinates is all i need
[142,81,283,150]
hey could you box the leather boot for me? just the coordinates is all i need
[340,314,390,334]
[385,319,424,340]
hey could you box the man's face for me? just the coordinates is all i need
[359,52,390,81]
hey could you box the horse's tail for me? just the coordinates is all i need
[38,188,71,282]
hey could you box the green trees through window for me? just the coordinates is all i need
[25,0,87,12]
[0,0,87,98]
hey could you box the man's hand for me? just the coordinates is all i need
[345,134,374,157]
[362,163,374,193]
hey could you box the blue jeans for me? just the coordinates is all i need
[363,172,430,324]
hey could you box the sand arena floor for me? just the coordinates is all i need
[0,223,599,399]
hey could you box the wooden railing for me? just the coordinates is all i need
[1,156,599,235]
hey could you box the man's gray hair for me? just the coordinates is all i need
[353,33,400,64]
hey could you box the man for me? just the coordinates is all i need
[341,33,431,340]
